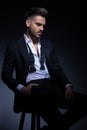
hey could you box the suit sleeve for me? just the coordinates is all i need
[47,43,72,88]
[1,43,20,92]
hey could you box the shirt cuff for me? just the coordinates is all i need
[65,83,72,88]
[17,84,24,91]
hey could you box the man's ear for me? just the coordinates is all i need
[26,19,30,27]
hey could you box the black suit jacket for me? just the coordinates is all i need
[1,35,71,112]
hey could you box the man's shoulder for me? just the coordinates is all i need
[7,36,24,47]
[5,36,24,53]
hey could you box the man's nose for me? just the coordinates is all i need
[40,25,44,31]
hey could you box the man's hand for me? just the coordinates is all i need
[20,83,39,96]
[65,86,74,101]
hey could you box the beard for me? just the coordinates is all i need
[27,29,41,43]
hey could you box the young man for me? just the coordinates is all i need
[1,7,87,130]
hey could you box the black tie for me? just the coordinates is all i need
[27,43,36,73]
[40,55,45,70]
[27,43,45,72]
[40,47,45,70]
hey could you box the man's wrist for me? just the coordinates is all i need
[65,83,72,88]
[17,84,24,91]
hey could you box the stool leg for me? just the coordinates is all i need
[19,111,25,130]
[36,113,40,130]
[31,113,35,130]
[31,113,40,130]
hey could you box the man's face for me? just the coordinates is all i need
[26,15,46,39]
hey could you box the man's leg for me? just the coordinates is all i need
[30,79,87,129]
[31,84,69,129]
[61,91,87,128]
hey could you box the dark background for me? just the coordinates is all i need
[0,0,87,129]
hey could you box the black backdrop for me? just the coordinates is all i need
[0,0,87,129]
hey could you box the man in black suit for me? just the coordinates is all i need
[1,7,87,130]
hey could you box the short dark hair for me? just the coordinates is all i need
[25,7,48,20]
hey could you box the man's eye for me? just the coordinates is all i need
[36,23,41,26]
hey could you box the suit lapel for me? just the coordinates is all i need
[40,39,49,58]
[17,37,30,66]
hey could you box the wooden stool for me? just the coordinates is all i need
[19,111,40,130]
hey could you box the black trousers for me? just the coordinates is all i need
[28,78,87,129]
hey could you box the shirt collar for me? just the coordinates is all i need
[24,34,31,44]
[24,34,41,46]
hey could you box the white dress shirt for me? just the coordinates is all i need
[17,34,50,90]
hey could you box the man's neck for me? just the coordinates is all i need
[25,33,39,45]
